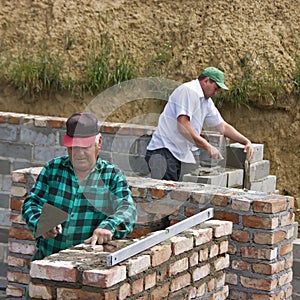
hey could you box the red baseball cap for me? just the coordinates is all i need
[63,112,100,147]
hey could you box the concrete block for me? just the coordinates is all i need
[0,159,11,175]
[226,143,264,169]
[20,126,57,146]
[0,193,10,209]
[249,160,270,181]
[0,209,11,227]
[249,175,276,193]
[293,239,300,260]
[225,168,244,188]
[0,124,17,141]
[34,146,67,162]
[183,173,227,187]
[0,142,33,160]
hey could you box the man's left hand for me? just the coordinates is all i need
[84,228,113,247]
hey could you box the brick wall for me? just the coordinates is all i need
[7,168,297,299]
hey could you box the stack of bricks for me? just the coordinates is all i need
[7,168,296,299]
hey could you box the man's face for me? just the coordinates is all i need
[67,137,102,173]
[201,78,221,99]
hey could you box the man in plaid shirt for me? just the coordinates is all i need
[22,112,137,260]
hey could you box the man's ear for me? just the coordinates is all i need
[97,135,103,149]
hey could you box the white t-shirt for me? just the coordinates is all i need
[147,79,224,163]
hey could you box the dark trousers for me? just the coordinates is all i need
[146,148,197,181]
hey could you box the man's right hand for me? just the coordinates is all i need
[208,145,224,160]
[42,224,62,239]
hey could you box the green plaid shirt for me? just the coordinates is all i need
[22,155,137,258]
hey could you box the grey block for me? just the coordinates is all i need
[0,142,33,160]
[183,173,227,187]
[226,143,264,169]
[20,126,57,146]
[249,160,270,181]
[249,175,276,193]
[34,146,67,162]
[0,159,11,175]
[0,124,17,141]
[0,209,11,227]
[226,168,244,188]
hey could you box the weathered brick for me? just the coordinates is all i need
[211,285,229,300]
[10,198,24,211]
[10,186,28,197]
[280,212,295,226]
[169,257,188,276]
[252,261,285,275]
[170,272,191,292]
[132,278,144,294]
[8,240,36,255]
[213,210,239,224]
[253,198,287,213]
[170,235,193,255]
[82,266,126,288]
[6,284,23,297]
[7,270,30,284]
[189,251,199,266]
[209,243,219,258]
[232,259,250,271]
[280,242,293,256]
[210,192,232,207]
[231,229,250,243]
[9,226,34,240]
[130,187,147,198]
[231,197,252,211]
[7,255,26,267]
[187,227,212,246]
[145,272,156,290]
[150,282,170,300]
[241,246,277,260]
[225,272,238,285]
[30,260,78,282]
[151,243,172,267]
[150,188,166,199]
[201,220,233,237]
[214,254,230,271]
[57,287,118,300]
[192,263,210,281]
[240,276,277,291]
[254,230,286,245]
[119,282,131,300]
[127,255,151,276]
[28,283,53,299]
[242,215,278,229]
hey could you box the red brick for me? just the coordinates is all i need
[150,282,170,300]
[278,270,293,286]
[252,261,285,275]
[231,230,250,243]
[170,235,193,255]
[119,283,131,300]
[7,270,30,284]
[232,259,250,271]
[145,272,156,290]
[254,231,285,245]
[57,287,118,300]
[151,244,172,266]
[241,246,277,260]
[170,190,189,201]
[10,198,24,211]
[253,198,287,213]
[192,264,210,281]
[240,276,277,291]
[7,256,25,267]
[132,278,144,295]
[28,283,53,299]
[251,291,285,300]
[9,226,34,240]
[280,242,293,256]
[170,273,191,292]
[199,248,209,262]
[209,243,219,258]
[127,255,151,276]
[10,213,26,225]
[214,254,230,271]
[9,241,36,255]
[225,272,238,285]
[150,188,166,199]
[117,126,131,135]
[6,285,23,297]
[47,119,64,128]
[188,227,212,246]
[242,215,278,229]
[280,212,294,226]
[213,210,239,224]
[211,192,232,207]
[169,257,188,276]
[231,198,251,211]
[31,260,78,282]
[211,285,229,300]
[82,266,126,288]
[201,220,232,237]
[8,115,21,124]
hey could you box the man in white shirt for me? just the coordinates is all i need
[146,67,254,181]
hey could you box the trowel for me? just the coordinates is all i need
[36,203,68,238]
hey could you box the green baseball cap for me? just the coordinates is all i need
[202,67,229,90]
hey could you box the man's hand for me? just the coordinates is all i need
[42,224,62,239]
[84,228,113,247]
[244,142,254,163]
[208,145,224,160]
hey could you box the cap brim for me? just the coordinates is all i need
[216,82,229,90]
[63,135,96,147]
